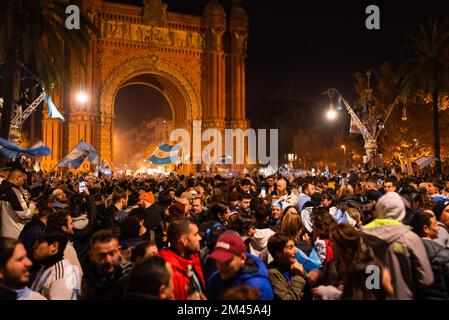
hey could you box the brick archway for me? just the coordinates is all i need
[41,0,249,173]
[98,55,202,164]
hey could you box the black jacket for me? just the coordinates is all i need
[71,195,98,269]
[417,239,449,300]
[81,259,132,300]
[0,285,16,300]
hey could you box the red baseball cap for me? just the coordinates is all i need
[209,231,246,262]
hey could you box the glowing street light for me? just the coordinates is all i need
[341,145,346,155]
[76,91,88,104]
[326,102,337,120]
[326,108,337,120]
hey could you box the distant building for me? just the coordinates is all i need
[117,117,173,168]
[141,117,173,146]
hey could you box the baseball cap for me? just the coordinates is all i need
[168,201,186,217]
[209,231,246,262]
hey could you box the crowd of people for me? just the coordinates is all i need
[1,161,449,300]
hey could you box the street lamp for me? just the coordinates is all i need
[326,103,337,120]
[76,91,88,104]
[341,145,346,155]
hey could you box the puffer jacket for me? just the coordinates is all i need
[206,253,274,300]
[417,239,449,300]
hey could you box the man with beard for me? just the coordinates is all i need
[159,217,205,300]
[81,230,132,299]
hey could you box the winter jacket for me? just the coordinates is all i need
[0,286,16,300]
[434,222,449,248]
[81,258,132,300]
[206,253,274,300]
[362,219,434,299]
[416,239,449,300]
[267,262,306,300]
[159,248,205,300]
[71,195,98,268]
[0,180,34,239]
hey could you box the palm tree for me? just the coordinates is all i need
[0,0,96,140]
[397,19,449,175]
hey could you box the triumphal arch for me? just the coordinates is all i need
[41,0,249,172]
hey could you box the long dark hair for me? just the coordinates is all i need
[341,260,388,300]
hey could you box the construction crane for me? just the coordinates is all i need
[323,88,377,159]
[322,88,400,167]
[9,89,49,143]
[8,77,56,142]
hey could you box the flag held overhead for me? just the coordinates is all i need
[0,137,51,159]
[58,141,99,169]
[148,143,180,165]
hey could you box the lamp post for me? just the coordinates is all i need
[76,91,88,104]
[326,102,337,120]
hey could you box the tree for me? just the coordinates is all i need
[397,19,449,175]
[0,0,95,140]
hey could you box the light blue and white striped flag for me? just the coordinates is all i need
[0,137,51,159]
[148,143,181,165]
[43,95,65,122]
[58,141,99,169]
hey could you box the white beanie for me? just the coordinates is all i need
[375,192,406,221]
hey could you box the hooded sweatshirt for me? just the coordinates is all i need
[417,239,449,300]
[206,253,274,300]
[361,192,434,300]
[250,225,275,264]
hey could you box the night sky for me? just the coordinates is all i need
[112,0,449,133]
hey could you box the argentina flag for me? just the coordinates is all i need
[148,143,181,165]
[58,141,99,169]
[0,138,51,159]
[43,95,65,122]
